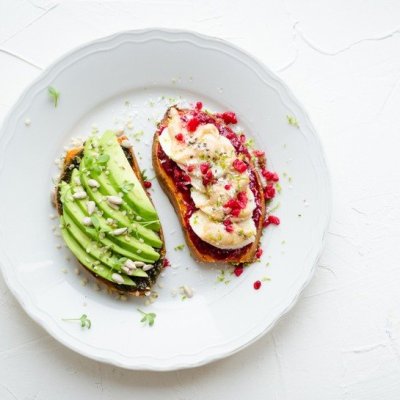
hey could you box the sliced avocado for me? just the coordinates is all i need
[98,130,158,221]
[82,137,160,231]
[79,159,162,248]
[59,217,136,286]
[62,211,149,280]
[61,180,159,263]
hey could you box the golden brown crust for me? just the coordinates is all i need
[152,108,266,264]
[56,141,165,296]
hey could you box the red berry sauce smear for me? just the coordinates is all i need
[157,105,280,262]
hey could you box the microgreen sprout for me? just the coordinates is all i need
[137,308,156,327]
[62,314,91,329]
[48,86,60,107]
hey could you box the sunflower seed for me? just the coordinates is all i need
[111,273,124,284]
[111,227,128,236]
[121,139,132,149]
[124,259,137,270]
[82,217,92,226]
[86,201,96,216]
[143,264,155,271]
[107,196,123,205]
[133,261,145,267]
[183,285,193,298]
[121,266,131,274]
[72,191,87,200]
[88,179,100,188]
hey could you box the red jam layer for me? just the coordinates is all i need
[157,109,263,261]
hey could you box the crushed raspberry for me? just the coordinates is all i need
[231,208,241,217]
[253,150,265,158]
[187,165,195,173]
[225,224,234,233]
[200,163,210,174]
[144,181,152,189]
[263,215,281,227]
[237,191,248,208]
[221,111,237,124]
[175,133,185,142]
[224,184,232,190]
[182,174,191,183]
[234,265,244,277]
[255,248,263,259]
[232,159,247,173]
[253,280,262,290]
[162,258,170,268]
[264,184,276,200]
[195,101,203,111]
[202,169,215,186]
[223,218,234,233]
[224,198,239,209]
[224,191,249,217]
[262,169,279,182]
[268,215,280,225]
[225,131,236,140]
[239,134,246,144]
[187,117,200,132]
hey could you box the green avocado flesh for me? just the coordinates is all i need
[58,131,163,287]
[59,218,136,286]
[83,137,160,231]
[99,131,158,221]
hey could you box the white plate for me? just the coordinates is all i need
[0,29,330,371]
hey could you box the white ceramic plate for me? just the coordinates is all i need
[0,29,330,371]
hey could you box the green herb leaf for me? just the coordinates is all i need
[121,182,134,193]
[137,308,156,327]
[85,156,94,168]
[48,86,60,107]
[97,154,110,165]
[62,313,91,329]
[140,169,148,182]
[174,244,185,251]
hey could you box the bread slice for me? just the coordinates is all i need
[152,107,266,264]
[55,135,165,296]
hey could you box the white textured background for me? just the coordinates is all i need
[1,1,400,399]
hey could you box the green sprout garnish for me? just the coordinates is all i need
[121,182,134,193]
[174,244,185,251]
[62,314,91,329]
[85,154,109,175]
[138,309,156,327]
[86,215,108,243]
[140,169,148,181]
[287,115,299,128]
[48,86,60,107]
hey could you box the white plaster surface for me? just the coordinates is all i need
[1,1,400,399]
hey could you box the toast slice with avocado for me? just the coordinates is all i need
[152,105,266,264]
[55,130,165,296]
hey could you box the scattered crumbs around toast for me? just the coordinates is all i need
[216,269,231,285]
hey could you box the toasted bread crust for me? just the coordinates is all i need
[56,141,165,296]
[152,107,265,264]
